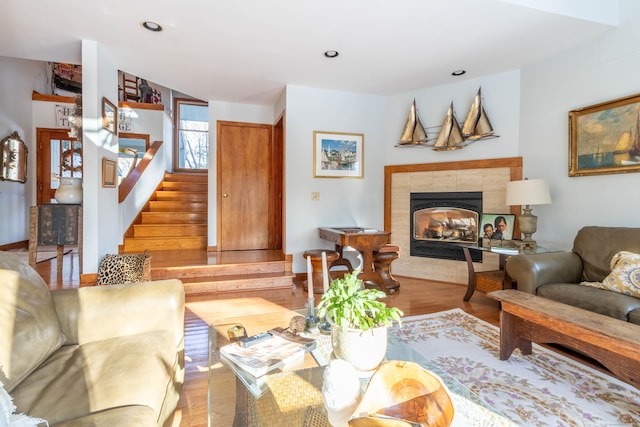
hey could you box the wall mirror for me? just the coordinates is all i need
[1,131,28,183]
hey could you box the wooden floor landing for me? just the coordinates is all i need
[39,248,292,293]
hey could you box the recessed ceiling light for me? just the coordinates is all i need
[324,50,339,58]
[142,21,163,32]
[451,69,466,76]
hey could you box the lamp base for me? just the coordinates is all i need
[517,206,538,253]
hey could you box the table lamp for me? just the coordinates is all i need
[505,178,551,251]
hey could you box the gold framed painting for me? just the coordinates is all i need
[102,97,117,134]
[102,157,117,188]
[313,131,364,178]
[569,93,640,177]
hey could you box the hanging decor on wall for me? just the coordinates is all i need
[397,87,498,151]
[396,99,429,147]
[432,102,465,151]
[461,87,495,140]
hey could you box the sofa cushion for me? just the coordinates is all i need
[50,405,157,427]
[11,330,176,426]
[580,251,640,298]
[628,309,640,326]
[537,283,640,321]
[573,226,640,282]
[0,251,66,392]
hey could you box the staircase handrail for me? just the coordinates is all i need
[118,140,163,203]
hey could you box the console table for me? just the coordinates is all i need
[28,204,82,273]
[318,227,398,293]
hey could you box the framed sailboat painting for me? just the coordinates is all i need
[313,131,364,178]
[569,92,640,177]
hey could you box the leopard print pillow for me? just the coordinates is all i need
[97,252,149,285]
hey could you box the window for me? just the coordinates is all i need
[174,99,208,171]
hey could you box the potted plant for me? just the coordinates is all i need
[317,270,403,371]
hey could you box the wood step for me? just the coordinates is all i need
[164,173,208,183]
[133,224,207,237]
[151,260,286,280]
[178,272,294,295]
[155,191,208,202]
[161,182,208,192]
[123,236,207,252]
[141,212,207,224]
[149,201,208,212]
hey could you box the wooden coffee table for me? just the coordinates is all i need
[488,289,640,388]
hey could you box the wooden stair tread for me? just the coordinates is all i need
[177,271,294,283]
[149,201,208,212]
[150,260,287,279]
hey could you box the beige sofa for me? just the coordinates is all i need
[505,226,640,325]
[0,251,185,426]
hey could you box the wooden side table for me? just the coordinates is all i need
[28,204,83,273]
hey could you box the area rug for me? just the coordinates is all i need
[389,309,640,426]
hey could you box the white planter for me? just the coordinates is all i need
[55,177,83,204]
[331,321,388,372]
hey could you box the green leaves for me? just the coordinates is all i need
[316,270,403,331]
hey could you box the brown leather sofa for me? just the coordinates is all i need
[505,226,640,325]
[0,251,185,426]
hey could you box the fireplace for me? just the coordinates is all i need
[410,192,482,261]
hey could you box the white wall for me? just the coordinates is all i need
[207,101,274,246]
[285,85,387,272]
[119,149,166,238]
[81,40,120,273]
[519,0,640,249]
[0,57,48,245]
[384,70,521,166]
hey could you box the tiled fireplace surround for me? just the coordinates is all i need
[384,157,522,285]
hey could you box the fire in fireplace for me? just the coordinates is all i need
[410,191,482,261]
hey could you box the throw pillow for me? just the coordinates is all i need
[580,251,640,298]
[97,251,150,285]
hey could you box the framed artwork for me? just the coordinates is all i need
[313,131,364,178]
[102,158,117,187]
[102,97,117,134]
[569,93,640,177]
[480,213,515,241]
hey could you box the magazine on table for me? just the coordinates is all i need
[220,328,316,379]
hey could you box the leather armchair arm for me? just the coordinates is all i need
[51,279,185,346]
[505,252,583,295]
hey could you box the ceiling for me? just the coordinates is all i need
[2,0,617,105]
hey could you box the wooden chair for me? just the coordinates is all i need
[123,75,139,102]
[462,246,507,301]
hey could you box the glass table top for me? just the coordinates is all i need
[207,311,512,426]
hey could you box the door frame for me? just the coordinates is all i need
[36,128,81,205]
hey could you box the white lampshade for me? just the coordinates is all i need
[505,179,551,206]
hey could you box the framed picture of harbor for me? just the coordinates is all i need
[569,93,640,177]
[313,131,364,178]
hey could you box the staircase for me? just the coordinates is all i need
[123,173,208,252]
[122,173,293,294]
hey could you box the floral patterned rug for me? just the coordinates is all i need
[389,309,640,427]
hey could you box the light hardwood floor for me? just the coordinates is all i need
[35,249,502,426]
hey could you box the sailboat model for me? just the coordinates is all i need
[432,102,465,151]
[462,87,495,140]
[396,99,429,147]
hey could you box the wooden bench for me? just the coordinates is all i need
[488,289,640,388]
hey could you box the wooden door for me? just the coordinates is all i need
[217,121,272,250]
[36,128,82,205]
